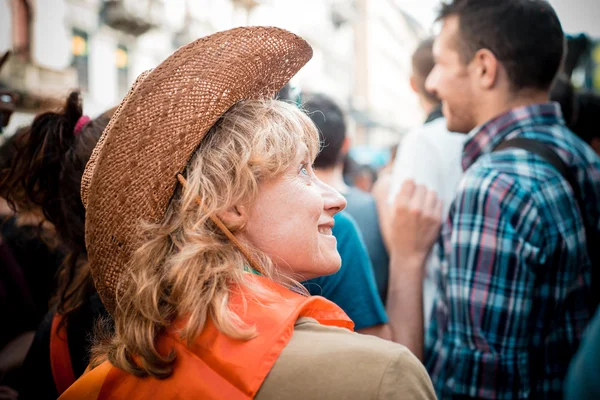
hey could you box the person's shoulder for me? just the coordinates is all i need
[256,318,435,400]
[469,145,548,192]
[475,136,582,198]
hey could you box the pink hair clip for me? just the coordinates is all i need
[74,115,91,136]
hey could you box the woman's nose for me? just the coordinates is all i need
[320,180,346,215]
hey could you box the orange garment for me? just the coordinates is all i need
[59,276,353,400]
[50,313,77,395]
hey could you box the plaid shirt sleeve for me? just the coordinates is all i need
[431,165,548,399]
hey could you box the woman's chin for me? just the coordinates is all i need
[315,258,342,278]
[291,259,341,281]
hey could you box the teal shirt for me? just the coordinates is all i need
[303,211,388,330]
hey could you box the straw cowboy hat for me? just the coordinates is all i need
[81,27,313,313]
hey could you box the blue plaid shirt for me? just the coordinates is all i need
[425,103,600,399]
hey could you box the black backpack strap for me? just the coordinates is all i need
[495,138,580,200]
[494,138,599,309]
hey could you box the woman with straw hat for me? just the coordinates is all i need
[60,27,438,399]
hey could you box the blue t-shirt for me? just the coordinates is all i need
[303,211,388,330]
[344,187,389,304]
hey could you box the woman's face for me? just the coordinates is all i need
[240,144,346,281]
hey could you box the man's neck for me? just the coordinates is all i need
[314,165,350,194]
[476,90,550,128]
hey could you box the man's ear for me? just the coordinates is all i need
[472,48,499,90]
[217,205,248,231]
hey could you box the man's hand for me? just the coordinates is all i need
[389,179,443,269]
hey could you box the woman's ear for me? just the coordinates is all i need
[217,205,248,231]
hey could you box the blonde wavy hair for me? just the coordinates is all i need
[93,99,320,378]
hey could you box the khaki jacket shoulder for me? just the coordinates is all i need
[256,318,436,399]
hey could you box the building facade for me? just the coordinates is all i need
[0,0,426,149]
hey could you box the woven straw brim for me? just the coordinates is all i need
[81,27,312,314]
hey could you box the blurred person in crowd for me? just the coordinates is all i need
[60,27,438,400]
[0,129,66,397]
[384,38,466,330]
[389,0,600,398]
[342,152,361,186]
[386,37,465,214]
[564,307,600,399]
[304,93,390,305]
[551,73,600,155]
[0,92,114,399]
[353,164,378,192]
[0,198,38,400]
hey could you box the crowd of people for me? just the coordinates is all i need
[0,0,599,399]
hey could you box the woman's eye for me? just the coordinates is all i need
[300,165,309,176]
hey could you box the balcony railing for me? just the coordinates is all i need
[101,0,164,36]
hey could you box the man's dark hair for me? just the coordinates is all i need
[412,38,439,103]
[438,0,564,91]
[303,93,347,169]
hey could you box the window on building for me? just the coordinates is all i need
[72,29,89,91]
[116,44,129,98]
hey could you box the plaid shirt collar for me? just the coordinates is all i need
[462,102,565,171]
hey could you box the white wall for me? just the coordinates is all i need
[397,0,437,33]
[88,29,118,110]
[367,1,423,137]
[130,30,173,79]
[32,0,71,69]
[549,0,600,37]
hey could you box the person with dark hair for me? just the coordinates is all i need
[0,92,114,399]
[551,74,600,155]
[382,38,466,332]
[387,0,600,398]
[303,93,391,338]
[352,164,378,193]
[0,128,66,397]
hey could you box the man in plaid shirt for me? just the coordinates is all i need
[386,0,600,399]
